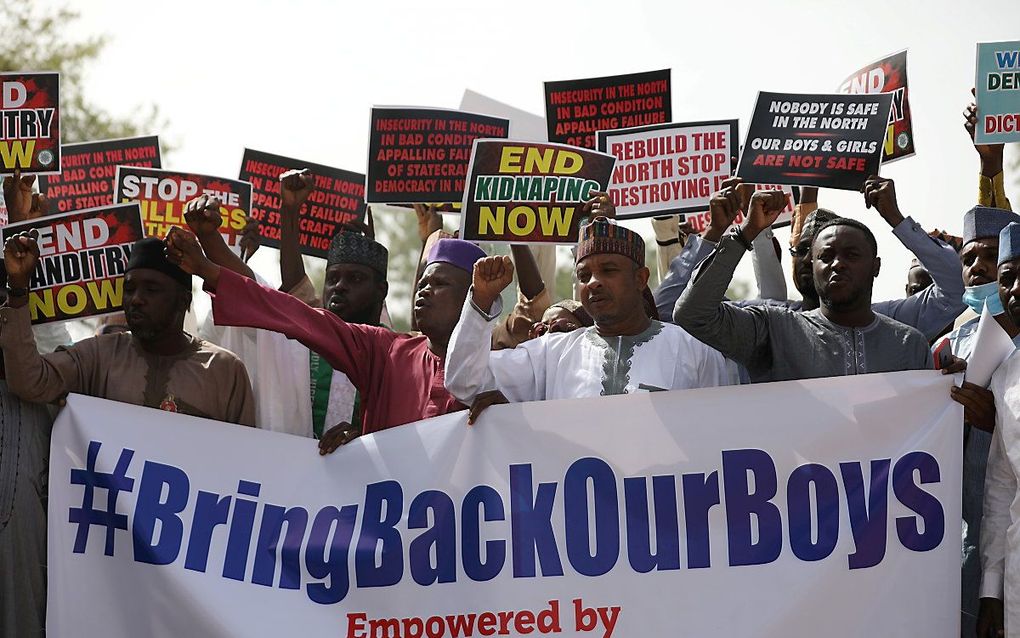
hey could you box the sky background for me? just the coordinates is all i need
[52,0,1020,314]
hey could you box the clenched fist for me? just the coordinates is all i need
[862,175,904,227]
[471,255,514,313]
[3,229,40,289]
[280,168,315,213]
[183,194,226,238]
[741,190,788,240]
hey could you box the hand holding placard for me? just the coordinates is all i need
[582,191,615,220]
[471,255,514,313]
[414,204,443,243]
[2,170,46,223]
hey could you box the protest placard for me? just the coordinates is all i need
[459,140,616,244]
[239,149,365,259]
[37,136,161,214]
[379,94,549,216]
[596,119,737,219]
[460,89,548,142]
[0,72,60,175]
[1,202,143,325]
[545,69,671,149]
[838,50,914,161]
[48,371,961,637]
[975,41,1020,144]
[366,107,509,204]
[684,184,799,234]
[736,91,893,190]
[114,166,252,254]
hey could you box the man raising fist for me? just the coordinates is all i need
[444,216,738,411]
[675,179,933,381]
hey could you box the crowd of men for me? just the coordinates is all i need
[1,98,1020,637]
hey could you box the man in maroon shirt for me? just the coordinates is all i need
[167,227,485,437]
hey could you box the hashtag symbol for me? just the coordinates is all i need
[68,441,136,556]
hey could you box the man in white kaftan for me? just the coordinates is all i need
[446,217,738,405]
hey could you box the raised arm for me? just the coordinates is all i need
[863,176,966,339]
[750,226,787,301]
[166,227,385,391]
[674,186,786,369]
[652,234,717,322]
[966,91,1012,211]
[278,169,316,293]
[654,178,753,321]
[183,194,256,280]
[446,256,547,404]
[0,231,92,402]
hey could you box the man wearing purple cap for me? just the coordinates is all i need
[977,221,1020,637]
[173,232,486,434]
[444,217,738,406]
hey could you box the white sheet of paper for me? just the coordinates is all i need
[460,89,547,142]
[964,304,1016,387]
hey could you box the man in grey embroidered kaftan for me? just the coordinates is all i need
[659,177,965,343]
[675,183,933,382]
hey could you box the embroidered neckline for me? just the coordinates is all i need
[585,321,664,395]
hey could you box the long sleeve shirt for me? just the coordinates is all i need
[208,268,464,432]
[0,304,255,426]
[445,292,739,405]
[979,349,1020,634]
[654,227,789,322]
[674,235,933,382]
[978,172,1013,211]
[662,216,965,342]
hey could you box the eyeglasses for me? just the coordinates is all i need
[788,245,811,258]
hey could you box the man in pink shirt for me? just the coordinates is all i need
[167,227,485,435]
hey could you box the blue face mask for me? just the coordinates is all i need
[962,281,1005,315]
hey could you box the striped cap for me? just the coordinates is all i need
[576,217,644,266]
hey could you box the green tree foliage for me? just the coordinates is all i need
[0,1,166,145]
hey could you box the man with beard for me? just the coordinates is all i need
[658,177,964,343]
[0,260,54,637]
[977,222,1020,638]
[929,206,1020,635]
[444,217,738,406]
[186,172,389,447]
[168,223,484,435]
[0,233,254,425]
[675,185,932,380]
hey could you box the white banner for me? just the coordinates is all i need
[48,371,962,637]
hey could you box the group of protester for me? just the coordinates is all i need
[1,95,1019,637]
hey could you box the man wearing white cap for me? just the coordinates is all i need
[977,221,1020,637]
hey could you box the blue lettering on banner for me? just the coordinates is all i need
[65,441,948,605]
